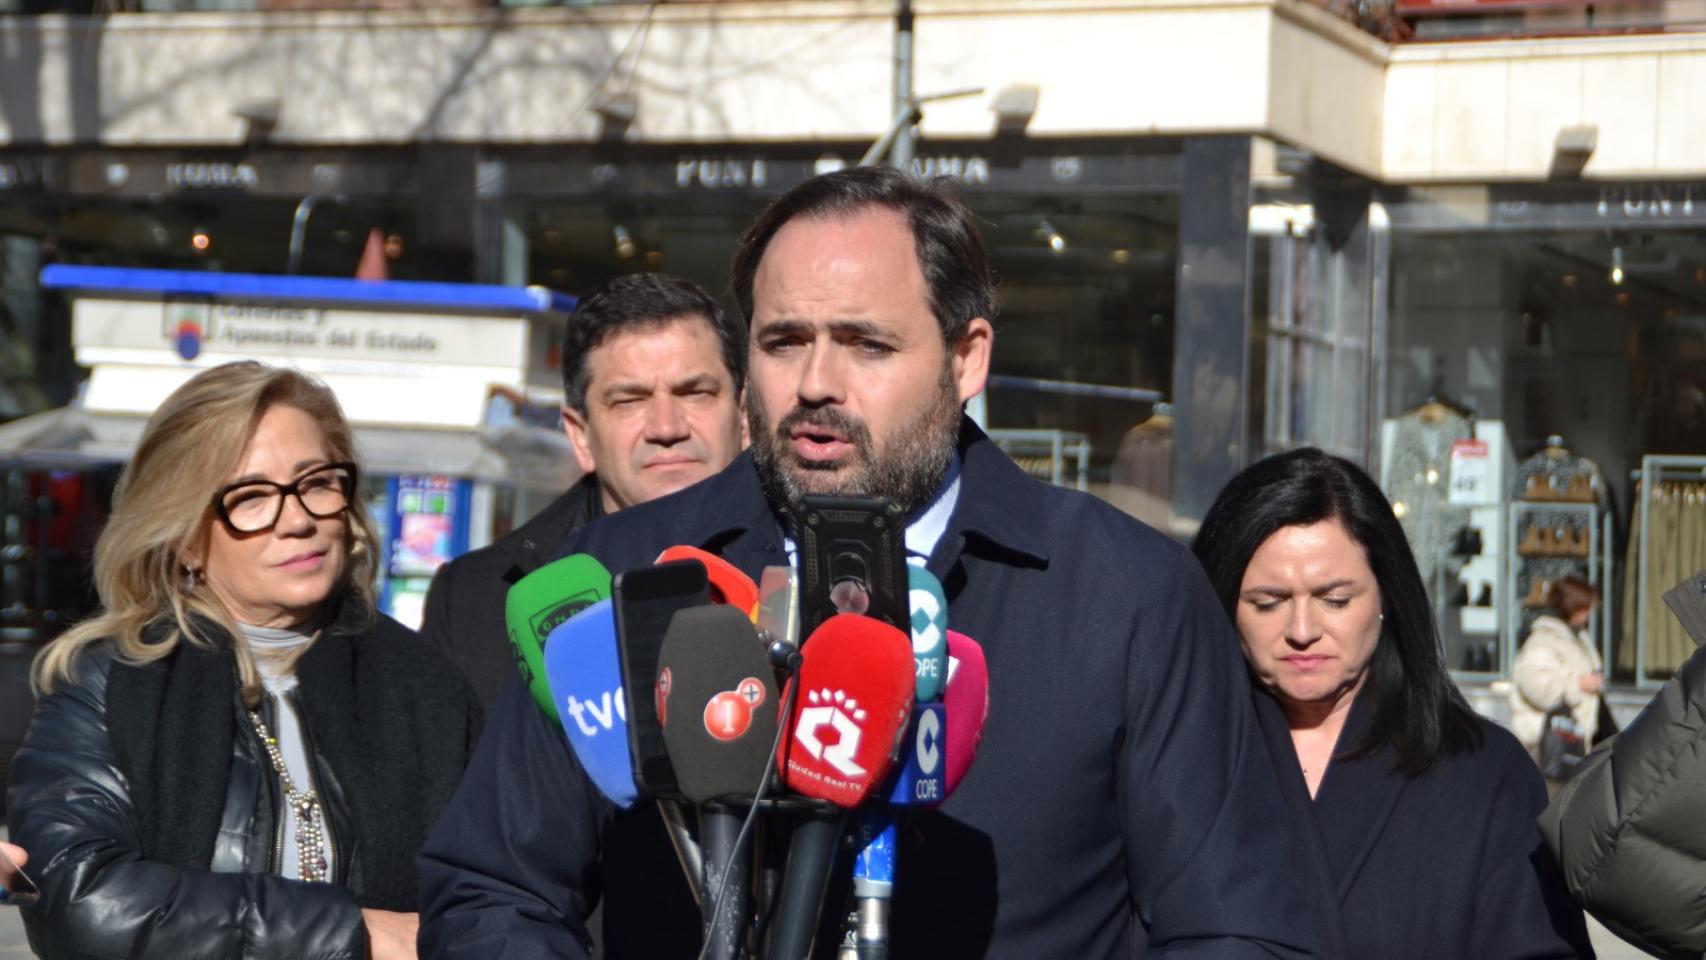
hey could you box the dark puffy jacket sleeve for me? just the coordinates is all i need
[1541,642,1706,959]
[5,648,368,960]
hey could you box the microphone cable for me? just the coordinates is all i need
[695,667,801,960]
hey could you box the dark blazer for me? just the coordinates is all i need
[420,475,602,710]
[1253,690,1593,960]
[420,420,1321,959]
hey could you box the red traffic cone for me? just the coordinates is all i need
[355,227,389,281]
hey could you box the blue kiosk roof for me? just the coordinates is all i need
[40,265,578,316]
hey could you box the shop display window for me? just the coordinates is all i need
[1384,186,1706,683]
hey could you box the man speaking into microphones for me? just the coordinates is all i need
[420,167,1321,958]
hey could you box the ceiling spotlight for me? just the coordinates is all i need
[613,225,636,259]
[1038,220,1065,253]
[1560,272,1578,288]
[1610,246,1625,286]
[991,84,1040,136]
[1550,124,1597,179]
[1110,248,1131,265]
[593,91,639,141]
[190,229,212,252]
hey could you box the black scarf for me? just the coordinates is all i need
[104,601,481,910]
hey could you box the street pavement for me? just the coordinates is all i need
[0,826,1657,958]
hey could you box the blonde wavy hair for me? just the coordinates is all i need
[33,361,380,703]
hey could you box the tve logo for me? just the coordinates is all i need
[563,688,627,737]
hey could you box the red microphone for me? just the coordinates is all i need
[657,545,760,618]
[778,614,915,808]
[943,630,990,797]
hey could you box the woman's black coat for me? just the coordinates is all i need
[6,608,482,960]
[1253,690,1594,959]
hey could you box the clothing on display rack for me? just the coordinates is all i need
[1621,481,1706,677]
[1113,406,1174,503]
[1385,400,1477,602]
[1512,437,1608,506]
[1511,438,1609,674]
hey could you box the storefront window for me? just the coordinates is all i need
[971,194,1177,528]
[1384,183,1706,684]
[1249,204,1380,464]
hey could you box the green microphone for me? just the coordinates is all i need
[505,553,614,716]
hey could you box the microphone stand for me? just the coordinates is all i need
[659,800,706,906]
[765,804,849,960]
[701,801,752,960]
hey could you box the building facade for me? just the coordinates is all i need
[1,0,1703,691]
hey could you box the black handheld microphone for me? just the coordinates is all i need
[657,604,779,804]
[658,604,780,960]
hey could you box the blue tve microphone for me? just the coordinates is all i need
[545,596,708,906]
[543,598,639,808]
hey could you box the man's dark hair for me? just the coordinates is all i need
[1190,447,1484,776]
[729,166,998,344]
[561,273,745,415]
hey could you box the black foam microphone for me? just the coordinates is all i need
[657,604,780,804]
[658,604,779,960]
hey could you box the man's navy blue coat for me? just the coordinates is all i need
[418,422,1320,959]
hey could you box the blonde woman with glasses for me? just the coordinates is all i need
[6,361,481,960]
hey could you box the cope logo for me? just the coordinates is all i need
[794,688,868,778]
[703,676,767,741]
[910,588,946,658]
[915,707,942,776]
[655,668,672,727]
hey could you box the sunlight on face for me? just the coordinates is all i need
[1234,518,1383,714]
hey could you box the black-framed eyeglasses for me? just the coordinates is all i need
[211,462,358,534]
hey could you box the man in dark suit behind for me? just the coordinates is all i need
[419,168,1320,958]
[418,273,747,709]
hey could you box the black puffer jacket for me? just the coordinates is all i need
[1540,641,1706,959]
[6,610,482,960]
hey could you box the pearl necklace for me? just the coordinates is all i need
[248,710,330,883]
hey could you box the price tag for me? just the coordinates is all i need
[1448,440,1491,505]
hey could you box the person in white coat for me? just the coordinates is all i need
[1512,576,1604,774]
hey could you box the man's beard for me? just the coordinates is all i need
[748,361,962,518]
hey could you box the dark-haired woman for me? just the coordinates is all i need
[1192,447,1592,960]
